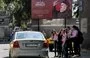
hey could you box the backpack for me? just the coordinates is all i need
[77,31,84,44]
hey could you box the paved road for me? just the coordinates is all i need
[49,50,90,58]
[0,44,90,58]
[0,44,9,58]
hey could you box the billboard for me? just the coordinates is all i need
[31,0,53,19]
[31,0,72,19]
[53,0,72,18]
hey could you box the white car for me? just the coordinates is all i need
[9,31,49,58]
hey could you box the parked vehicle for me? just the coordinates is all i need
[9,31,49,58]
[47,37,54,52]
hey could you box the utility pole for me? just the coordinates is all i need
[64,18,66,28]
[37,19,40,31]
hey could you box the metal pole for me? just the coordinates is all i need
[54,41,57,57]
[38,19,40,31]
[64,18,66,28]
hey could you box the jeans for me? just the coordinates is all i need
[62,43,68,58]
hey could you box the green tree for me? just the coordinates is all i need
[4,0,31,28]
[0,0,6,10]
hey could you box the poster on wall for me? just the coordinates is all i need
[31,0,53,19]
[53,0,72,18]
[31,0,72,19]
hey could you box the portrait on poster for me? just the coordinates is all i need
[31,0,72,19]
[52,0,72,19]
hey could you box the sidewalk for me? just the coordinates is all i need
[49,49,90,58]
[81,49,90,58]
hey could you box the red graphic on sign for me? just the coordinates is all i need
[52,0,72,18]
[31,0,72,19]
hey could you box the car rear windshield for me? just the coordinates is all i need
[16,32,44,40]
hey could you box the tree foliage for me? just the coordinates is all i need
[2,0,31,27]
[0,0,6,10]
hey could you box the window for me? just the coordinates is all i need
[16,32,44,40]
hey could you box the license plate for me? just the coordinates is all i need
[25,43,37,47]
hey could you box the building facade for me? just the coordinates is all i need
[0,11,10,39]
[80,0,90,49]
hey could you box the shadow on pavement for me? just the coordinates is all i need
[0,42,10,44]
[18,57,43,58]
[0,40,10,44]
[4,57,9,58]
[4,57,42,58]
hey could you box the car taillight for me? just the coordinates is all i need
[13,41,20,48]
[43,40,49,48]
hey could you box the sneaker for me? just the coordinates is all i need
[54,55,58,57]
[77,54,81,57]
[72,55,78,58]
